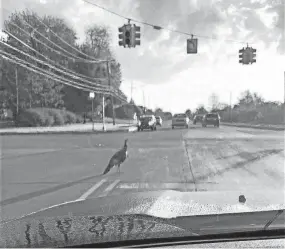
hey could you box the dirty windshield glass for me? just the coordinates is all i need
[0,0,284,248]
[140,116,152,121]
[174,114,186,118]
[206,114,218,118]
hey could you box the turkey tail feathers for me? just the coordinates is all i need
[103,163,112,175]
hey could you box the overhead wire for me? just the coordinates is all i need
[33,13,99,61]
[0,49,110,93]
[0,50,126,102]
[1,51,126,102]
[0,52,106,94]
[20,17,109,63]
[9,21,109,64]
[3,30,108,82]
[0,39,110,89]
[82,0,259,45]
[1,8,127,102]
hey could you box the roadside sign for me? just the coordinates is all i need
[89,92,95,99]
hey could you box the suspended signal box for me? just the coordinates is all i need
[118,24,141,48]
[239,46,257,65]
[187,38,198,54]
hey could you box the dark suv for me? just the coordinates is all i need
[193,114,204,125]
[202,113,220,127]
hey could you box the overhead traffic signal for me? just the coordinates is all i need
[118,24,141,48]
[239,48,247,64]
[239,46,257,65]
[118,26,125,47]
[250,48,256,64]
[131,24,141,47]
[187,38,198,54]
[118,24,132,47]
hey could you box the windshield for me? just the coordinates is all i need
[206,114,218,118]
[174,114,187,118]
[140,116,152,121]
[0,0,284,247]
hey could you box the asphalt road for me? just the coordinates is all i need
[1,122,284,222]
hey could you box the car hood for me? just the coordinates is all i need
[1,189,284,248]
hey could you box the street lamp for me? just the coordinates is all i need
[89,91,95,131]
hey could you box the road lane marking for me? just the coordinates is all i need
[98,179,120,197]
[77,178,107,201]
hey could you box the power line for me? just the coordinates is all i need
[20,16,106,63]
[0,5,109,63]
[9,21,109,64]
[82,0,253,45]
[0,50,126,102]
[3,30,107,82]
[0,39,109,89]
[0,52,107,94]
[0,49,109,93]
[32,13,98,61]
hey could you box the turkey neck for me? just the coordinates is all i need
[123,141,128,150]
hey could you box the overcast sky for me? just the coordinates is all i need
[1,0,284,113]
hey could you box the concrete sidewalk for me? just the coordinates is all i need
[0,122,138,135]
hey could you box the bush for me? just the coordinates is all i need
[60,110,77,124]
[47,109,65,126]
[17,108,54,127]
[16,108,82,127]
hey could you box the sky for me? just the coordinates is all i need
[1,0,284,113]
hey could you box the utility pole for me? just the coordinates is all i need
[142,89,146,113]
[106,61,116,125]
[130,81,133,104]
[229,91,232,123]
[15,66,19,116]
[102,94,105,131]
[92,97,94,131]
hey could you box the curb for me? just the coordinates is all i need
[221,123,285,131]
[0,126,138,136]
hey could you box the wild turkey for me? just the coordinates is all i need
[102,139,128,175]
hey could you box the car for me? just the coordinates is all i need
[155,116,162,126]
[172,113,190,129]
[138,115,157,131]
[202,113,220,127]
[193,114,205,125]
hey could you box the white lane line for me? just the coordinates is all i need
[77,178,107,201]
[98,179,120,197]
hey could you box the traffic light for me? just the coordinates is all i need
[118,24,141,48]
[131,24,141,47]
[124,24,132,47]
[250,48,256,63]
[187,38,198,54]
[118,24,132,47]
[239,48,246,64]
[239,47,257,64]
[118,26,125,47]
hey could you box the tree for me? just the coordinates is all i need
[1,10,125,116]
[155,107,163,114]
[238,90,254,107]
[185,109,191,118]
[0,10,82,115]
[195,105,207,115]
[208,93,219,111]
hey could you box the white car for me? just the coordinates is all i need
[172,113,190,129]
